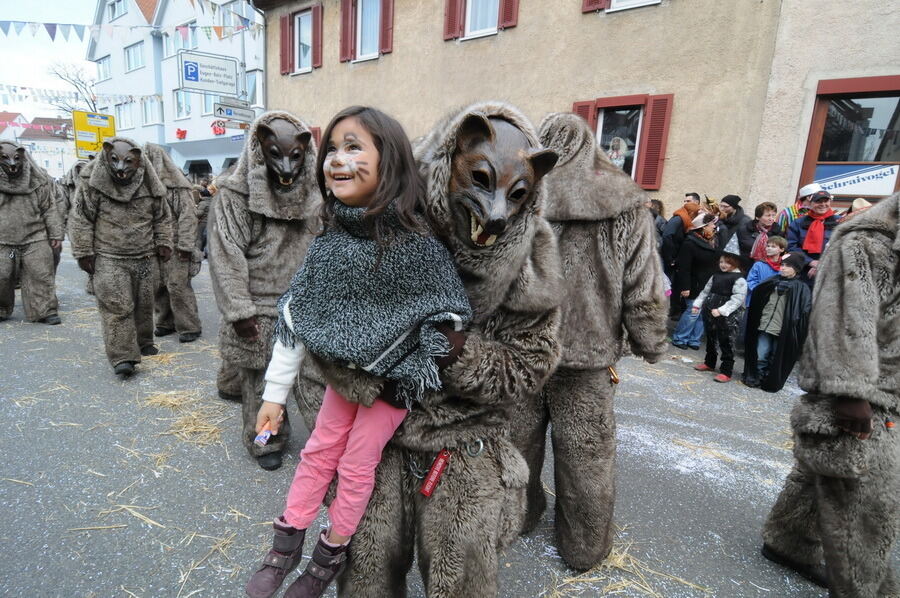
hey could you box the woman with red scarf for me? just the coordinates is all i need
[786,190,841,284]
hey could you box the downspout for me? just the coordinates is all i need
[249,0,266,110]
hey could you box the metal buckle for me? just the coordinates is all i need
[464,439,484,458]
[407,455,429,479]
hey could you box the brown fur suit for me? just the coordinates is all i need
[292,102,562,598]
[208,111,320,460]
[763,192,900,598]
[144,143,202,338]
[509,113,668,570]
[0,142,64,321]
[70,137,173,367]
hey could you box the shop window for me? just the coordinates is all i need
[281,5,322,74]
[444,0,517,41]
[800,76,900,201]
[339,0,393,62]
[573,94,673,190]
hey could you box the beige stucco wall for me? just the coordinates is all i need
[266,0,781,214]
[747,0,900,209]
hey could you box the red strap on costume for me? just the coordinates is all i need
[802,209,835,254]
[420,449,452,497]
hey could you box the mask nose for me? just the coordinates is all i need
[484,194,508,236]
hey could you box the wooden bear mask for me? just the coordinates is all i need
[256,118,312,190]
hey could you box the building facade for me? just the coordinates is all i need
[261,0,899,212]
[18,117,77,179]
[87,0,266,177]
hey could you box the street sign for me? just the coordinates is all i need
[230,135,245,142]
[72,110,116,159]
[222,120,250,130]
[219,97,250,108]
[177,50,239,97]
[214,103,255,123]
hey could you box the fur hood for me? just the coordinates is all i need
[220,110,319,221]
[80,136,167,203]
[143,143,192,190]
[538,113,645,221]
[0,142,52,195]
[61,160,87,190]
[835,191,900,254]
[415,101,561,320]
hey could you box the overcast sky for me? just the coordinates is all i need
[0,0,98,118]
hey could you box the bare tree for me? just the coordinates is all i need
[47,62,98,115]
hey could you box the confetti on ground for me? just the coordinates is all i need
[672,438,735,462]
[1,477,34,486]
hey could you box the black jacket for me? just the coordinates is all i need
[742,276,812,392]
[661,215,686,266]
[675,233,719,299]
[717,206,752,255]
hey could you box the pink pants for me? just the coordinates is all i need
[282,385,407,537]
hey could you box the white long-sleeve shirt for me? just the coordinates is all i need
[693,270,748,317]
[260,295,303,405]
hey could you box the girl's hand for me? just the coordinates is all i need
[711,308,721,317]
[256,401,284,435]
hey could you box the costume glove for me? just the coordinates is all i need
[157,246,172,262]
[177,249,192,262]
[233,316,260,340]
[833,397,874,439]
[77,255,95,274]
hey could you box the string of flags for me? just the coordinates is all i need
[0,20,263,43]
[1,84,162,106]
[0,120,70,133]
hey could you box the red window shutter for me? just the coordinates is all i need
[339,0,355,62]
[312,4,323,68]
[572,100,597,131]
[635,94,673,190]
[582,0,610,12]
[498,0,518,29]
[310,127,322,147]
[279,14,292,75]
[444,0,464,40]
[379,0,393,54]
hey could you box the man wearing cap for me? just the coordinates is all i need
[774,183,821,237]
[786,190,841,283]
[717,194,752,261]
[761,191,900,597]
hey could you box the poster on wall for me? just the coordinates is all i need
[813,163,899,196]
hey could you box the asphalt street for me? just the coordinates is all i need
[2,249,893,597]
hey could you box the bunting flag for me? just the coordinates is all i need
[13,21,25,35]
[202,26,212,41]
[0,83,163,106]
[212,26,224,40]
[0,22,9,36]
[44,23,57,41]
[59,23,71,41]
[0,20,263,43]
[73,24,85,40]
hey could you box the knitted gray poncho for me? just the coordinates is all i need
[275,201,472,408]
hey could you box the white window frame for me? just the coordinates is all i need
[96,55,111,81]
[201,93,219,115]
[245,70,263,107]
[124,41,144,72]
[607,0,662,13]
[115,102,135,130]
[220,0,245,32]
[354,0,381,62]
[463,0,499,39]
[173,90,192,120]
[163,33,175,58]
[108,0,127,21]
[141,97,162,125]
[596,106,644,180]
[174,21,199,52]
[293,10,313,75]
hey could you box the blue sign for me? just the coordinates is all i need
[230,135,245,142]
[183,61,199,82]
[225,108,233,116]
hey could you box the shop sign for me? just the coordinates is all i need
[814,163,899,196]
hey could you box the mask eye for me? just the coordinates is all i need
[269,147,280,157]
[472,170,490,190]
[510,188,527,202]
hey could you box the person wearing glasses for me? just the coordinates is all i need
[785,190,841,284]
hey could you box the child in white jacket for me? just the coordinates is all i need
[691,254,747,382]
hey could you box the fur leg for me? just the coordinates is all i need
[509,379,549,534]
[94,256,141,366]
[762,463,823,567]
[216,359,243,397]
[133,257,157,351]
[154,260,175,331]
[549,368,616,570]
[337,447,414,598]
[0,245,17,318]
[19,241,58,321]
[166,255,201,334]
[241,367,290,458]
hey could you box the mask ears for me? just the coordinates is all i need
[528,148,558,182]
[256,123,275,145]
[455,113,493,153]
[296,130,311,148]
[102,141,114,153]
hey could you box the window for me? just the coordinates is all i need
[356,0,381,59]
[44,160,50,168]
[607,0,661,11]
[141,97,162,125]
[115,102,134,129]
[108,0,127,20]
[799,76,900,201]
[444,0,516,41]
[174,90,191,119]
[163,33,174,57]
[280,5,322,74]
[96,56,111,80]
[124,42,144,71]
[246,71,262,106]
[572,94,674,190]
[340,0,393,62]
[174,22,199,51]
[220,0,247,30]
[202,94,219,115]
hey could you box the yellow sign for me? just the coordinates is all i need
[72,110,116,159]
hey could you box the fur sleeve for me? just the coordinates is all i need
[208,191,258,323]
[620,209,668,362]
[441,306,561,406]
[69,186,97,258]
[152,194,173,251]
[38,183,64,241]
[797,233,894,409]
[174,189,198,253]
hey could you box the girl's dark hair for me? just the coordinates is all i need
[316,106,425,246]
[720,254,741,270]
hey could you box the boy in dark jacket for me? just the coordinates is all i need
[741,253,811,390]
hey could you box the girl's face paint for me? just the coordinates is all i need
[323,116,380,207]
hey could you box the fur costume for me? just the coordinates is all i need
[292,102,562,598]
[144,143,202,336]
[207,111,320,458]
[510,113,668,570]
[69,137,173,366]
[763,192,900,597]
[0,142,63,321]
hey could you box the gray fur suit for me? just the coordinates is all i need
[762,192,900,598]
[510,114,668,570]
[207,111,320,459]
[69,137,173,367]
[144,144,202,337]
[293,102,562,598]
[0,143,63,322]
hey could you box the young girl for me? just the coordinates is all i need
[691,254,747,383]
[245,106,471,598]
